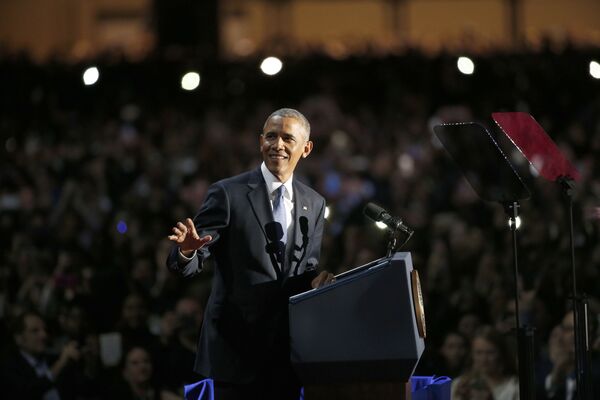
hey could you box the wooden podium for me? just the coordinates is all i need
[289,252,425,400]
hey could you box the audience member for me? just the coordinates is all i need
[0,311,98,399]
[110,346,179,400]
[452,326,519,400]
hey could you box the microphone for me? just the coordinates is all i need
[363,203,413,235]
[265,221,284,242]
[264,221,285,265]
[299,216,308,244]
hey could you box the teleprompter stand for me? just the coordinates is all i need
[433,121,535,399]
[493,111,592,400]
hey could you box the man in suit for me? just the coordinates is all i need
[167,108,333,399]
[0,311,82,400]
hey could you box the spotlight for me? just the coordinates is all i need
[181,72,201,91]
[83,67,99,85]
[457,56,475,75]
[324,206,331,220]
[590,61,600,79]
[260,57,283,76]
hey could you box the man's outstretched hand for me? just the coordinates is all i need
[311,271,336,288]
[168,218,212,257]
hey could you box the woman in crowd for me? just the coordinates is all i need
[113,346,179,400]
[452,326,519,400]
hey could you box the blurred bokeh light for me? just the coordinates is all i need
[260,57,283,76]
[457,56,475,75]
[181,71,201,90]
[82,66,99,85]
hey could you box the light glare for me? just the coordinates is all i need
[324,206,330,220]
[590,61,600,79]
[375,221,387,230]
[260,57,283,76]
[508,216,522,230]
[181,72,201,91]
[83,67,99,85]
[457,57,475,75]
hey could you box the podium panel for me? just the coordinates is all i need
[289,252,425,385]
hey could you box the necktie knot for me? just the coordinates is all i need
[275,185,285,198]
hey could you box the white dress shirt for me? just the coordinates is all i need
[20,351,61,400]
[260,161,294,239]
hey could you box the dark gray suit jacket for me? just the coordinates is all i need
[167,167,326,384]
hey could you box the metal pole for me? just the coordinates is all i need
[506,201,535,400]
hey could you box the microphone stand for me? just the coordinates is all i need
[386,231,398,258]
[385,227,413,258]
[364,203,414,258]
[292,233,309,276]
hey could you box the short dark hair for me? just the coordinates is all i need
[10,310,44,337]
[263,108,311,139]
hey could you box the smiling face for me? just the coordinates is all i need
[260,116,313,182]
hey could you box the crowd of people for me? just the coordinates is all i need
[1,43,600,398]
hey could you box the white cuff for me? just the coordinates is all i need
[178,249,197,263]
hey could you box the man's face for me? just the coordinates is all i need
[260,116,313,182]
[15,314,48,356]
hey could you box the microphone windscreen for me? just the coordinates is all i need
[299,216,308,236]
[265,221,284,241]
[363,202,386,222]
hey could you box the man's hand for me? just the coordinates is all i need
[168,218,212,256]
[51,340,81,378]
[311,271,336,288]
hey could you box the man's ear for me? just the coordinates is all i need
[302,141,313,158]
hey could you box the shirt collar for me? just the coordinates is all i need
[19,350,42,367]
[261,162,294,201]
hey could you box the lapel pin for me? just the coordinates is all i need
[302,206,308,210]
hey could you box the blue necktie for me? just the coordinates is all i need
[273,185,287,245]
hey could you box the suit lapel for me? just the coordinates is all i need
[246,168,271,239]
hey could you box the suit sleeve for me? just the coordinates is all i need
[166,182,230,277]
[0,358,55,399]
